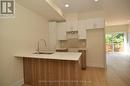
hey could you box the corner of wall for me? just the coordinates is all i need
[12,79,24,86]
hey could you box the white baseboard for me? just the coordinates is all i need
[12,79,24,86]
[87,64,105,68]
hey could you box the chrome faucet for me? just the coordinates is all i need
[36,39,48,53]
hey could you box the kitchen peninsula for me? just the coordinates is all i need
[15,52,82,86]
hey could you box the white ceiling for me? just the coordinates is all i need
[52,0,103,13]
[16,0,65,21]
[53,0,130,26]
[104,0,130,26]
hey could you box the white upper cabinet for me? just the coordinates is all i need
[77,18,104,39]
[86,19,94,29]
[86,18,105,29]
[66,21,78,32]
[78,20,86,39]
[49,22,57,50]
[56,18,104,40]
[94,18,105,29]
[57,22,67,40]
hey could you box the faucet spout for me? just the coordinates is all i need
[36,39,48,53]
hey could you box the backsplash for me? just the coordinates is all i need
[59,38,86,48]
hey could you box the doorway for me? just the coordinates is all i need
[105,32,125,53]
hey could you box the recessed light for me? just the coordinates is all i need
[65,4,69,7]
[94,0,99,2]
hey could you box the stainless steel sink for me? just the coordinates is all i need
[33,51,54,54]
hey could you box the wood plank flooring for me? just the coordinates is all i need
[106,53,130,86]
[23,53,130,86]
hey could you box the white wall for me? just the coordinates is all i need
[128,24,130,32]
[127,25,130,54]
[0,3,49,86]
[105,24,128,33]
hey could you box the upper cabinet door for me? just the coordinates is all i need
[49,22,57,50]
[56,18,104,40]
[67,21,78,31]
[57,22,67,40]
[86,18,105,29]
[94,18,105,29]
[86,19,94,29]
[78,20,86,39]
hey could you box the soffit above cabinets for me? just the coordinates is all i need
[16,0,65,21]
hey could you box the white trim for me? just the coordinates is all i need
[12,79,24,86]
[87,64,105,68]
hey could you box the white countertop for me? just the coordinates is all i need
[15,52,82,61]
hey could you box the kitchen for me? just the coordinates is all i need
[1,0,129,86]
[14,13,105,85]
[0,0,105,86]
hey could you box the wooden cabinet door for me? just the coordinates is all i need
[78,50,87,69]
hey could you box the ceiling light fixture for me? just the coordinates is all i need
[94,0,99,2]
[65,4,69,7]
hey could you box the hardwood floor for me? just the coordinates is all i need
[106,53,130,86]
[23,53,130,86]
[81,53,130,86]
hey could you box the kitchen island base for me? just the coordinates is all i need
[23,58,81,86]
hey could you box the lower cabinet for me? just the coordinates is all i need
[23,58,81,86]
[78,50,87,69]
[56,49,87,69]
